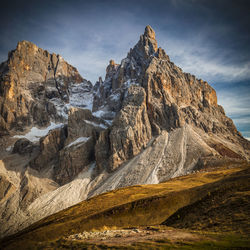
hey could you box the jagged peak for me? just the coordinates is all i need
[144,25,156,40]
[105,59,119,80]
[15,40,40,54]
[7,40,67,68]
[17,40,37,48]
[14,41,63,61]
[7,40,38,61]
[108,59,117,67]
[142,25,158,53]
[127,25,158,62]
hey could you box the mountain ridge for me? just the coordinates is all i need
[0,25,249,238]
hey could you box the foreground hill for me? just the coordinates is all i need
[1,162,249,249]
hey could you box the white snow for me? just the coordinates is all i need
[92,109,115,125]
[48,82,94,120]
[104,119,113,126]
[69,82,93,110]
[120,58,130,68]
[109,92,120,102]
[6,146,13,152]
[92,110,115,119]
[66,137,89,148]
[123,79,139,88]
[92,109,106,118]
[50,97,70,120]
[13,122,64,142]
[84,120,107,129]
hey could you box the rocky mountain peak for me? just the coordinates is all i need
[105,59,119,80]
[109,59,116,66]
[0,40,84,133]
[91,25,249,174]
[139,25,158,55]
[16,40,38,51]
[8,40,39,57]
[144,25,156,40]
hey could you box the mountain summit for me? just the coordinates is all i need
[0,26,249,237]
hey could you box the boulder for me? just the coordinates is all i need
[12,138,34,155]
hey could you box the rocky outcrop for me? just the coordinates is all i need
[29,107,109,185]
[94,85,152,172]
[67,107,107,141]
[12,138,35,155]
[52,107,108,184]
[0,41,83,132]
[92,25,250,172]
[30,125,67,171]
[108,85,152,171]
[55,137,95,185]
[0,175,14,201]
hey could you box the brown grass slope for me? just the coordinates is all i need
[1,163,250,249]
[163,172,250,234]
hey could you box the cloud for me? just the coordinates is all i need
[217,88,250,117]
[29,10,144,83]
[157,33,250,84]
[216,85,250,139]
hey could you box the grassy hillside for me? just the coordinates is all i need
[1,162,250,249]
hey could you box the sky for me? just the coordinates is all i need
[0,0,250,139]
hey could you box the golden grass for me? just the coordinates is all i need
[1,162,249,249]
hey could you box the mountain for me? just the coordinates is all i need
[0,25,249,238]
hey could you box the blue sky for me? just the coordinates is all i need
[1,0,250,139]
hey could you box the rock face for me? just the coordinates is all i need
[30,125,67,172]
[0,25,249,238]
[54,108,104,185]
[0,40,83,133]
[108,85,152,171]
[92,25,249,173]
[12,138,35,155]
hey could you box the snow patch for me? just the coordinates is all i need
[84,120,107,129]
[13,122,64,142]
[49,82,94,120]
[66,137,89,148]
[109,92,120,102]
[6,146,13,152]
[123,79,138,88]
[50,97,69,120]
[92,109,105,118]
[69,82,93,110]
[92,110,115,119]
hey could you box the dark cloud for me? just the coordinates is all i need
[0,0,250,138]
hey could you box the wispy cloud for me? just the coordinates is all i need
[158,33,250,84]
[216,85,250,139]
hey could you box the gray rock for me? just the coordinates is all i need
[30,125,67,171]
[0,40,84,132]
[12,138,34,155]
